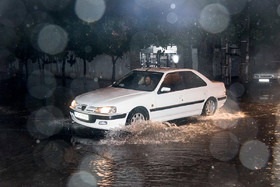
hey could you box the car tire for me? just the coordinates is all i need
[202,98,217,116]
[126,108,148,125]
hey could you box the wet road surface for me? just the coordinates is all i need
[0,80,280,186]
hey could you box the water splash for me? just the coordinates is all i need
[100,121,220,145]
[204,109,246,129]
[99,108,247,145]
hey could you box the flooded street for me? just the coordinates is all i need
[3,0,280,186]
[0,83,280,186]
[69,103,274,187]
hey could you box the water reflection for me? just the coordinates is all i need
[68,101,276,186]
[77,154,114,186]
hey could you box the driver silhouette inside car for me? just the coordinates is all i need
[139,76,155,91]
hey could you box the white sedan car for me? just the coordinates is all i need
[70,68,227,130]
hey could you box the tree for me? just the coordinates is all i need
[96,17,132,83]
[72,22,101,77]
[14,30,32,79]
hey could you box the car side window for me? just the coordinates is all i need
[180,71,207,89]
[158,72,184,94]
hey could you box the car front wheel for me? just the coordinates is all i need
[202,98,217,116]
[126,108,148,125]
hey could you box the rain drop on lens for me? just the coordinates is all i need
[75,0,106,23]
[199,3,230,34]
[239,140,270,170]
[38,24,68,55]
[0,0,27,27]
[167,12,178,24]
[210,132,240,161]
[27,70,57,100]
[67,171,97,187]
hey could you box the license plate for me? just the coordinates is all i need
[74,112,89,121]
[259,79,269,83]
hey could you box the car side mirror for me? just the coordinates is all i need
[160,87,171,93]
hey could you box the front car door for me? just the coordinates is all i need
[150,72,186,121]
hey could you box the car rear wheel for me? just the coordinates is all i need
[126,108,148,125]
[202,98,217,116]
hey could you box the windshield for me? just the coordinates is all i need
[254,61,280,73]
[112,70,163,91]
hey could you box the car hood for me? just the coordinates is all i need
[254,72,279,75]
[75,87,149,106]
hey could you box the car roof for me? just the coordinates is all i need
[134,67,195,74]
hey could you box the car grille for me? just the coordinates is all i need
[76,104,96,112]
[254,74,277,79]
[260,75,273,78]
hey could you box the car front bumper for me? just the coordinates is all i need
[69,109,127,130]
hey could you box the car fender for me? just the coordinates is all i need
[113,92,155,118]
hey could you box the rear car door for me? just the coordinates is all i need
[179,71,207,114]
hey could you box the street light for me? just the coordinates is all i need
[172,54,179,63]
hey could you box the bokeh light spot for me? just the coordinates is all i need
[210,132,239,161]
[75,0,105,23]
[0,0,27,27]
[170,3,176,9]
[229,82,246,98]
[27,106,64,139]
[239,140,270,170]
[27,70,57,100]
[38,24,68,55]
[199,3,230,34]
[167,12,178,24]
[68,171,97,187]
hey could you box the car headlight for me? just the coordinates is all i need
[70,100,77,109]
[95,106,117,114]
